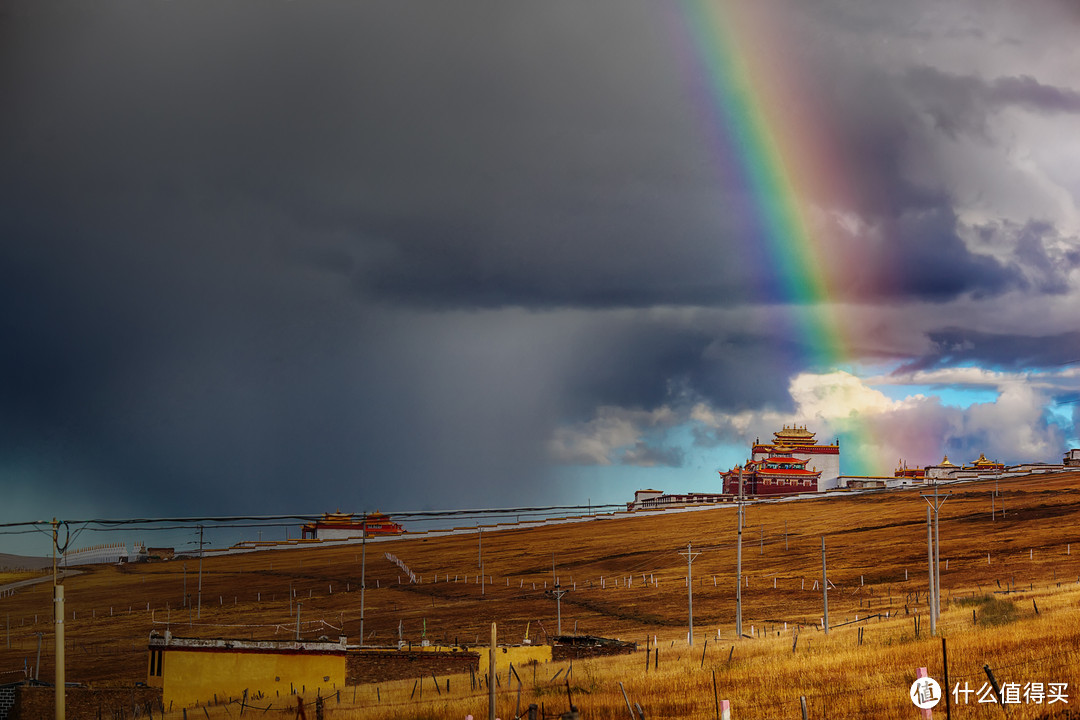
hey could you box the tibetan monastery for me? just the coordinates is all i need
[720,453,821,496]
[720,425,842,496]
[300,511,403,540]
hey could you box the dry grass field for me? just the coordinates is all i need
[4,472,1080,718]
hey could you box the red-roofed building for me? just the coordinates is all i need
[720,452,822,496]
[747,425,840,492]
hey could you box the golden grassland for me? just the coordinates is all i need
[0,571,42,586]
[3,472,1080,718]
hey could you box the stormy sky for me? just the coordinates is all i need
[2,0,1079,552]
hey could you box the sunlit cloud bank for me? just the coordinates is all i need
[552,369,1077,475]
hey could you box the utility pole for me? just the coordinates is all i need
[821,536,829,635]
[735,466,744,639]
[197,525,203,620]
[360,515,367,646]
[182,563,187,608]
[934,484,943,620]
[551,554,568,636]
[51,519,65,720]
[926,505,936,637]
[679,542,701,645]
[921,483,950,634]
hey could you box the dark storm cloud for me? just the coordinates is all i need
[896,328,1080,374]
[1,0,1077,543]
[4,0,1032,314]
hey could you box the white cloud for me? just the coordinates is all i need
[690,370,1069,472]
[788,370,899,420]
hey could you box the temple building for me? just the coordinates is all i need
[967,453,1005,473]
[753,425,840,492]
[924,455,959,480]
[300,511,403,540]
[894,460,926,481]
[926,453,1006,481]
[720,452,821,496]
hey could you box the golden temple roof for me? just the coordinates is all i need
[774,425,816,440]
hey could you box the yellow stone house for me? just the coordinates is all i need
[147,633,347,709]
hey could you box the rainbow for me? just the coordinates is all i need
[671,1,878,474]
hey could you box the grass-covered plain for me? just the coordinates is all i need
[3,472,1080,717]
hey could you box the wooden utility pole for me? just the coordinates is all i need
[821,536,829,635]
[680,542,701,645]
[736,466,744,639]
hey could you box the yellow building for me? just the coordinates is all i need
[148,633,347,709]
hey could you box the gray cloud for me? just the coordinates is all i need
[904,66,1080,140]
[1,0,1078,544]
[896,328,1080,375]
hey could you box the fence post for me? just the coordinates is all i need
[800,696,808,720]
[719,699,731,720]
[619,682,635,719]
[712,670,719,720]
[942,637,951,720]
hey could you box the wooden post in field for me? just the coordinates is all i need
[618,682,634,719]
[712,670,720,720]
[821,537,829,635]
[488,623,497,720]
[800,696,808,720]
[719,699,731,720]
